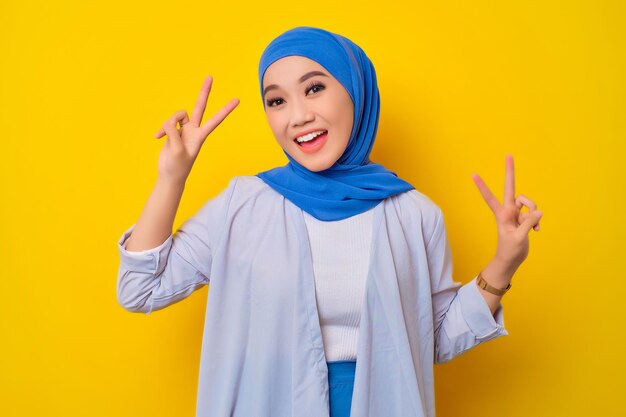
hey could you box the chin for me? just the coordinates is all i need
[301,160,335,172]
[305,166,327,173]
[283,145,339,172]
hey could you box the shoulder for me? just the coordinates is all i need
[389,188,442,222]
[229,175,274,197]
[386,188,444,242]
[224,175,282,210]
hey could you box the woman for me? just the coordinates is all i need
[117,26,542,417]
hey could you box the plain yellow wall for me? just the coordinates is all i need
[1,0,624,416]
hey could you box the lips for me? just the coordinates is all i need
[293,129,328,143]
[295,131,328,153]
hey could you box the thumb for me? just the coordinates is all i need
[518,210,543,235]
[162,120,183,152]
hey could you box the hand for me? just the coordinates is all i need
[155,75,239,184]
[472,155,543,270]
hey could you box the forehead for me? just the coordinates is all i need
[262,56,328,86]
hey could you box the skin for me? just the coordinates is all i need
[150,73,542,317]
[260,57,543,313]
[471,155,543,314]
[262,56,354,172]
[127,76,238,251]
[153,76,240,184]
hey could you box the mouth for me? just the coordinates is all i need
[293,130,328,150]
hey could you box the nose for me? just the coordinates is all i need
[290,96,315,127]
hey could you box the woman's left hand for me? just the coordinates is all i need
[471,155,543,271]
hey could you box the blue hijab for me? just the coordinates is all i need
[255,26,415,221]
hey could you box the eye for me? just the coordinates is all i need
[305,81,325,95]
[266,97,284,107]
[265,81,325,107]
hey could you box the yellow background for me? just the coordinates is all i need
[1,0,624,416]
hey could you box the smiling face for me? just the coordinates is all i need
[262,56,354,172]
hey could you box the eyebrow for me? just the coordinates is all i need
[263,71,328,96]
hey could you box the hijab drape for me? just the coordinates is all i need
[256,26,415,221]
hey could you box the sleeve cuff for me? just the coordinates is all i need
[117,223,173,274]
[458,276,509,340]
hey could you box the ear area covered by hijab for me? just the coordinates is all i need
[255,26,415,222]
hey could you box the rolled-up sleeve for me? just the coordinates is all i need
[116,176,238,314]
[427,208,509,364]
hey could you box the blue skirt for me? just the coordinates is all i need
[327,360,356,417]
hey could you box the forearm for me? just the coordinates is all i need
[476,257,518,316]
[125,177,186,251]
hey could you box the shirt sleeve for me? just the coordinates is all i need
[427,208,509,364]
[116,176,239,314]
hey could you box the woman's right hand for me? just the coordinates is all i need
[154,76,240,185]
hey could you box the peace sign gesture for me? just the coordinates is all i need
[472,155,543,271]
[155,75,240,185]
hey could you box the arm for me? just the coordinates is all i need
[475,256,517,315]
[470,155,543,315]
[124,177,185,252]
[116,176,238,314]
[431,155,543,364]
[428,209,509,365]
[116,75,240,313]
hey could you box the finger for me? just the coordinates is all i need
[471,173,501,214]
[518,210,543,236]
[199,98,240,139]
[515,194,539,230]
[162,119,182,152]
[504,154,515,207]
[156,110,189,139]
[517,212,540,231]
[190,75,213,127]
[172,110,190,130]
[517,211,528,225]
[515,194,537,211]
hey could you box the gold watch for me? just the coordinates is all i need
[476,272,511,296]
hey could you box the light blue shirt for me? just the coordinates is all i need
[117,175,508,417]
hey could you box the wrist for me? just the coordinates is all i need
[156,175,186,191]
[483,256,517,287]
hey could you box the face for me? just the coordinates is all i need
[262,56,354,172]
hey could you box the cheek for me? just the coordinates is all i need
[341,108,354,140]
[266,114,283,136]
[336,95,354,135]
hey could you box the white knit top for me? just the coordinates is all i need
[302,207,375,362]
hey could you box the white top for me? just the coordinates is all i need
[116,175,508,417]
[124,198,375,363]
[303,207,374,362]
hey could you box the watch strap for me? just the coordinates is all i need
[476,272,511,296]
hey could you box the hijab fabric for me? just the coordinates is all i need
[256,26,415,221]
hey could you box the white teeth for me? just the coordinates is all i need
[296,130,326,143]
